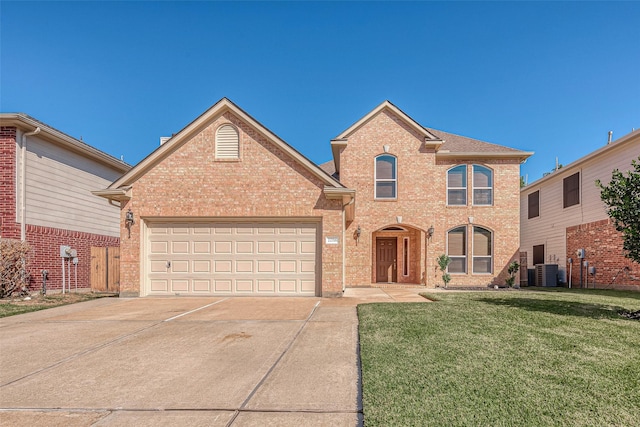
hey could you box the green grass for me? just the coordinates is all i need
[0,293,108,318]
[358,289,640,426]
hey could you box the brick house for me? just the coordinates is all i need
[0,113,130,292]
[324,101,532,288]
[520,129,640,290]
[95,98,530,297]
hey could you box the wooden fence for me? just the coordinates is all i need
[90,247,120,293]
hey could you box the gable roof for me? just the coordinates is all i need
[330,100,533,173]
[0,113,131,173]
[103,98,347,195]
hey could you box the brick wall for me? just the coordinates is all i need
[120,110,344,297]
[1,126,19,240]
[566,219,640,290]
[22,224,119,292]
[340,109,522,287]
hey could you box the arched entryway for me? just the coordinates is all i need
[371,224,425,284]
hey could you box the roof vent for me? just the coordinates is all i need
[607,131,613,145]
[160,136,170,145]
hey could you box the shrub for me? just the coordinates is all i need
[0,239,31,298]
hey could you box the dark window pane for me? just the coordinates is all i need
[376,156,396,179]
[376,182,396,198]
[473,227,491,256]
[528,191,540,219]
[473,165,492,187]
[448,227,466,256]
[473,257,492,274]
[474,189,492,205]
[449,257,466,273]
[448,189,466,205]
[533,244,545,265]
[448,165,466,187]
[563,172,580,208]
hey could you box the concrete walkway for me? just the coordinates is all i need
[0,288,427,426]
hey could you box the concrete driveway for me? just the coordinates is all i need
[0,288,426,426]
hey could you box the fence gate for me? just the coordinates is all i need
[90,247,120,292]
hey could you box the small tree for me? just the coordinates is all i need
[436,254,451,288]
[596,157,640,263]
[505,260,520,288]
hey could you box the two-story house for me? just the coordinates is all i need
[324,101,532,288]
[520,129,640,290]
[95,99,531,297]
[1,113,131,293]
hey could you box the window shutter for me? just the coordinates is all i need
[216,125,239,159]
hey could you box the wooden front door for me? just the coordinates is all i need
[376,238,397,283]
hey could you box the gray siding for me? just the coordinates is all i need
[16,133,123,237]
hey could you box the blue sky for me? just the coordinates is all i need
[2,1,639,183]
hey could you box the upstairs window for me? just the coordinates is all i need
[563,172,580,208]
[447,165,467,205]
[472,226,492,274]
[473,165,493,205]
[215,124,239,159]
[528,190,540,219]
[447,226,467,273]
[375,155,397,199]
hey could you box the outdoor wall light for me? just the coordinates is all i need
[354,225,362,245]
[125,208,135,238]
[427,225,435,239]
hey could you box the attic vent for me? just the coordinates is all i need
[215,125,239,159]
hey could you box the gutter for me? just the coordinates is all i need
[20,126,41,241]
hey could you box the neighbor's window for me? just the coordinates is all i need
[215,124,239,159]
[473,226,492,274]
[533,244,545,265]
[473,165,493,205]
[563,172,580,208]
[447,165,467,205]
[375,155,397,199]
[447,226,467,273]
[528,190,540,219]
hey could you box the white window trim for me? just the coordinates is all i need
[447,165,467,206]
[374,154,397,200]
[472,165,493,206]
[472,226,493,274]
[446,226,467,274]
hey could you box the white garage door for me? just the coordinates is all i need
[145,221,319,296]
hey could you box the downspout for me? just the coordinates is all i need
[20,127,41,241]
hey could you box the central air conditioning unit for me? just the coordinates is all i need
[535,264,558,287]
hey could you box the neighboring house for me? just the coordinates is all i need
[520,129,640,290]
[0,113,131,292]
[94,98,530,297]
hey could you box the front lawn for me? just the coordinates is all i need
[358,289,640,426]
[0,293,109,318]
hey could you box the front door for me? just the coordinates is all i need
[376,238,397,283]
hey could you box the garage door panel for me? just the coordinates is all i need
[146,221,318,296]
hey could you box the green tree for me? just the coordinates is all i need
[596,157,640,263]
[436,254,451,288]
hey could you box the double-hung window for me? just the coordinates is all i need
[472,226,492,273]
[375,155,397,199]
[447,226,467,273]
[447,165,467,205]
[473,165,493,205]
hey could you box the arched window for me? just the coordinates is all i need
[447,226,467,273]
[447,165,467,205]
[473,165,493,205]
[473,226,492,274]
[215,124,239,159]
[375,155,397,199]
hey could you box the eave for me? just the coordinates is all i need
[436,151,534,162]
[92,186,132,202]
[323,186,356,222]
